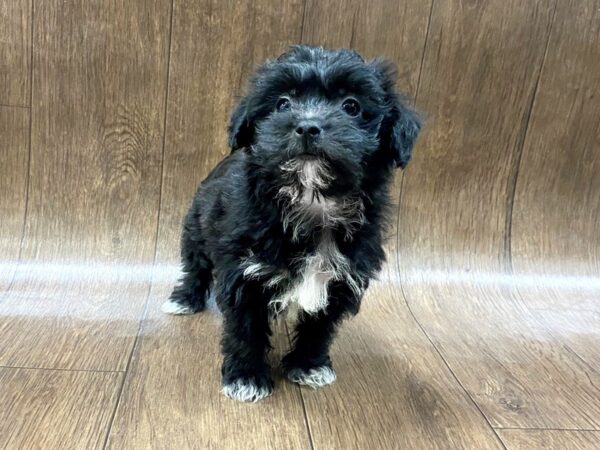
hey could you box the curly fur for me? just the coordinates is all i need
[164,45,421,402]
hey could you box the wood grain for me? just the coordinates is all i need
[25,0,170,263]
[498,429,600,450]
[0,0,599,447]
[106,283,311,450]
[0,367,122,449]
[400,0,556,272]
[0,106,29,292]
[0,268,155,370]
[398,0,600,431]
[298,273,504,449]
[154,0,304,266]
[0,0,30,105]
[105,2,311,448]
[401,282,600,429]
[512,0,600,281]
[302,0,431,94]
[298,3,505,448]
[510,0,600,371]
[0,0,171,370]
[302,0,361,50]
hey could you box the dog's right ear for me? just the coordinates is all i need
[228,96,255,151]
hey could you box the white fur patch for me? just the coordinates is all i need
[278,158,364,241]
[269,230,363,315]
[221,379,272,402]
[241,257,288,289]
[242,261,271,279]
[162,299,196,315]
[287,366,336,389]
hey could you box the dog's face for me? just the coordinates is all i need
[229,46,420,197]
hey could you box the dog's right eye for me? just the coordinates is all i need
[276,96,291,112]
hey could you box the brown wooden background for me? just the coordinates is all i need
[1,0,599,449]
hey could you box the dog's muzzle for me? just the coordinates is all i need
[294,119,322,151]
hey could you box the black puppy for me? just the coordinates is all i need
[163,45,421,402]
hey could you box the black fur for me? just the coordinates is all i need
[167,46,421,401]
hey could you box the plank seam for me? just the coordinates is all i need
[496,426,600,432]
[413,0,434,103]
[284,322,316,450]
[348,4,359,49]
[292,5,317,448]
[0,103,30,109]
[4,0,36,300]
[0,365,124,374]
[100,1,176,448]
[397,282,508,449]
[299,0,308,43]
[501,0,600,404]
[396,1,507,447]
[504,0,559,270]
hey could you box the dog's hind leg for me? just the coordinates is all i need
[163,221,212,315]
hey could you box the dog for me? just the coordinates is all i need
[163,45,421,402]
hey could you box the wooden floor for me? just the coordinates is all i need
[1,0,599,449]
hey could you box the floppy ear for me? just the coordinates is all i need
[228,97,255,151]
[371,59,422,168]
[387,101,421,169]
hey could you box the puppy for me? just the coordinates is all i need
[163,45,421,402]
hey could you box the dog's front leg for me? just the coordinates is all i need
[219,278,274,402]
[282,280,361,389]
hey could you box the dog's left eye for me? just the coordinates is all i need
[342,98,361,116]
[276,96,291,112]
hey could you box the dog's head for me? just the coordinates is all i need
[229,45,421,199]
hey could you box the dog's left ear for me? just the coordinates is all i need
[372,60,422,169]
[386,101,421,168]
[228,96,255,151]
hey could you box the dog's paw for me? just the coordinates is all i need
[286,365,336,389]
[161,299,199,315]
[221,377,274,402]
[162,287,205,315]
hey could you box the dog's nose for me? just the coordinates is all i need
[294,121,322,138]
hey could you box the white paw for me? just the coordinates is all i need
[161,299,196,315]
[287,366,336,389]
[221,379,273,402]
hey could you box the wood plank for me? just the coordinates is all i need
[106,284,311,450]
[498,429,600,450]
[401,0,556,272]
[0,0,171,370]
[154,0,305,264]
[0,266,155,370]
[0,106,29,291]
[298,2,504,448]
[302,0,361,50]
[402,282,600,429]
[26,0,170,263]
[303,0,431,94]
[512,0,600,281]
[398,0,600,430]
[106,1,311,448]
[298,273,504,449]
[511,0,600,370]
[0,367,122,450]
[0,0,30,105]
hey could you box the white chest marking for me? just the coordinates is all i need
[269,231,360,315]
